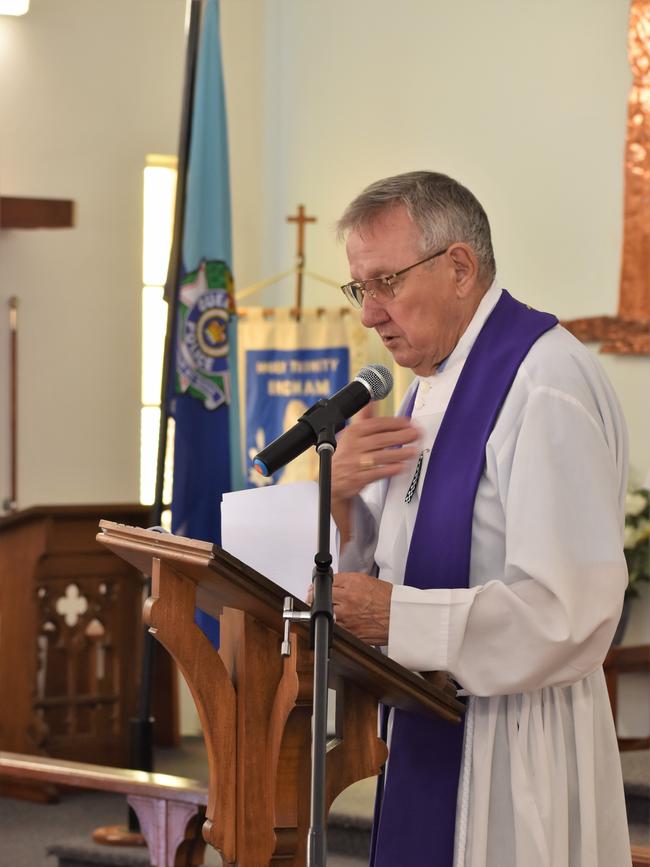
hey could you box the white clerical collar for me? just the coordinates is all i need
[418,280,502,383]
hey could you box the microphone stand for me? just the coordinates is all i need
[281,414,338,867]
[265,370,392,864]
[308,428,336,867]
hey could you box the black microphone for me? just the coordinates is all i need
[253,363,393,477]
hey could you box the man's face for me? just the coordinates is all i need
[345,205,473,377]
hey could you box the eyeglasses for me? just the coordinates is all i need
[340,246,449,308]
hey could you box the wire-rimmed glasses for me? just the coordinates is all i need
[340,246,449,308]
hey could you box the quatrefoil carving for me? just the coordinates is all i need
[55,584,89,627]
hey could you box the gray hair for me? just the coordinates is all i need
[337,170,496,283]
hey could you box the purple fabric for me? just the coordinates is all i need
[370,291,557,867]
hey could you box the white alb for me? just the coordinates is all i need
[340,284,632,867]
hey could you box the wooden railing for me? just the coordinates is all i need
[0,751,208,867]
[603,644,650,751]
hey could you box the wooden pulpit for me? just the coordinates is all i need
[0,504,149,792]
[97,521,465,867]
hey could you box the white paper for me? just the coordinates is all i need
[221,481,339,602]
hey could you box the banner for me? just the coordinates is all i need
[170,0,240,547]
[237,308,368,487]
[169,0,239,648]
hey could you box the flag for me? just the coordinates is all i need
[169,0,242,646]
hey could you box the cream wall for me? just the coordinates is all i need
[258,0,631,306]
[1,0,180,505]
[1,1,648,731]
[0,0,264,507]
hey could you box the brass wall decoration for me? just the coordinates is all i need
[563,0,650,354]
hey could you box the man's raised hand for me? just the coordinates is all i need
[331,403,421,502]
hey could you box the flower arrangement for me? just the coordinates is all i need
[624,487,650,598]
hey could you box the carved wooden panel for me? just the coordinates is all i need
[0,505,148,777]
[34,561,143,763]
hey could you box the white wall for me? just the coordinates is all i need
[0,0,265,507]
[258,0,630,307]
[0,0,184,505]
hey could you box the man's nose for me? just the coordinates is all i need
[360,294,389,328]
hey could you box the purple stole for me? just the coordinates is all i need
[370,291,558,867]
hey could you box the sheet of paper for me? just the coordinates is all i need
[221,481,339,601]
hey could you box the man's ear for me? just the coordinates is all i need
[448,244,479,298]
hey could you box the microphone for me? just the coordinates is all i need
[253,363,393,477]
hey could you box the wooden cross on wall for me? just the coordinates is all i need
[287,204,316,314]
[0,196,75,229]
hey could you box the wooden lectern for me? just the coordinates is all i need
[0,504,149,788]
[98,521,465,867]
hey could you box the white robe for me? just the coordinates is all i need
[340,284,632,867]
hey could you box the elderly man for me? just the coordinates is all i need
[329,172,631,867]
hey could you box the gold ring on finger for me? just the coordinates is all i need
[360,454,375,470]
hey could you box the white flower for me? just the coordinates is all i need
[624,524,640,548]
[626,492,648,517]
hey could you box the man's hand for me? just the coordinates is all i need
[307,571,393,645]
[332,404,421,502]
[331,404,420,545]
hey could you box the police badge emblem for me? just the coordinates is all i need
[175,259,236,410]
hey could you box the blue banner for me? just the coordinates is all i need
[169,0,240,649]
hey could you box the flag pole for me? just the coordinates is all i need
[151,0,203,530]
[130,0,203,817]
